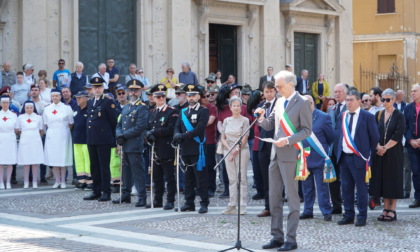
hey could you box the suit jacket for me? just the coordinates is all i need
[257,98,277,151]
[336,109,379,167]
[258,75,275,90]
[394,101,407,112]
[115,100,148,153]
[147,104,179,160]
[174,104,209,156]
[404,102,420,146]
[258,91,312,161]
[296,76,309,95]
[87,95,120,145]
[329,102,346,156]
[303,109,334,168]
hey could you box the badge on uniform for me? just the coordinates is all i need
[98,112,101,117]
[111,104,115,108]
[131,118,135,122]
[73,111,78,116]
[191,114,197,123]
[160,117,165,126]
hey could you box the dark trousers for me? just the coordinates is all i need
[403,147,411,194]
[252,150,264,195]
[122,152,146,200]
[220,157,229,194]
[407,146,420,200]
[258,144,271,210]
[329,152,342,211]
[40,135,47,180]
[88,144,112,195]
[340,154,368,220]
[183,155,209,207]
[302,165,332,215]
[153,159,176,203]
[143,145,150,186]
[206,144,217,193]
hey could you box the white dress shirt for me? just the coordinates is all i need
[342,107,361,154]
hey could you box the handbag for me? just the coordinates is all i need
[166,88,176,99]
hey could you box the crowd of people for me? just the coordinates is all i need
[1,59,419,251]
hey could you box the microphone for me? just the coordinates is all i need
[254,102,271,117]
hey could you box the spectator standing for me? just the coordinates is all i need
[115,84,128,109]
[1,62,16,88]
[23,64,36,86]
[370,88,405,222]
[52,59,71,90]
[106,58,120,97]
[11,72,30,106]
[61,87,77,111]
[369,87,384,115]
[160,67,178,100]
[205,73,218,89]
[137,68,150,102]
[92,63,109,90]
[37,70,47,80]
[38,79,52,104]
[312,73,330,109]
[70,62,88,96]
[258,66,274,91]
[215,70,223,86]
[361,94,372,111]
[30,84,48,115]
[125,64,140,84]
[320,97,336,113]
[296,69,309,95]
[178,62,198,86]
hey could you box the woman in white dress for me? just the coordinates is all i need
[0,96,18,190]
[16,101,44,189]
[43,89,74,189]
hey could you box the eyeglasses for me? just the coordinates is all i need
[210,93,216,96]
[117,92,125,95]
[206,81,215,84]
[381,98,392,103]
[204,95,210,98]
[176,93,182,96]
[154,95,165,99]
[362,99,370,103]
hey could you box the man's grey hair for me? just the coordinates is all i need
[229,95,242,107]
[98,63,106,69]
[274,70,297,87]
[335,83,348,94]
[301,69,308,74]
[347,90,360,100]
[76,62,84,68]
[382,88,396,98]
[129,63,137,68]
[182,62,191,70]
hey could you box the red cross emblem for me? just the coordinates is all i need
[2,116,7,122]
[52,110,58,115]
[27,119,32,123]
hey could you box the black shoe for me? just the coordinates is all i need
[355,218,367,227]
[300,198,304,203]
[11,178,17,184]
[332,208,342,215]
[299,213,313,220]
[337,217,354,225]
[40,179,48,185]
[403,192,410,199]
[324,215,332,221]
[219,191,229,198]
[198,205,208,214]
[76,182,87,190]
[208,191,215,198]
[277,242,298,251]
[135,199,147,207]
[146,200,163,208]
[409,200,420,208]
[163,202,174,210]
[86,184,93,190]
[112,197,131,204]
[252,193,264,200]
[98,194,111,202]
[262,239,283,249]
[83,193,101,200]
[180,204,195,212]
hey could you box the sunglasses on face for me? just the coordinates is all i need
[117,92,125,95]
[381,98,392,103]
[210,93,216,96]
[154,95,165,99]
[362,99,370,103]
[176,93,182,96]
[206,81,215,84]
[204,95,210,98]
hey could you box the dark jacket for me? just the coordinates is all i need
[404,102,420,146]
[70,72,87,96]
[73,105,88,144]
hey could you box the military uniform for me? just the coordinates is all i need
[146,84,179,209]
[114,79,149,207]
[173,85,210,213]
[84,77,120,202]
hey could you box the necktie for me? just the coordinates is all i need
[265,102,272,118]
[335,103,342,117]
[284,100,289,109]
[349,112,355,134]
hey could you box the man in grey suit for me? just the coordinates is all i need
[256,70,312,251]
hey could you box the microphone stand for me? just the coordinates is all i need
[215,117,259,252]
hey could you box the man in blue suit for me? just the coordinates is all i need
[336,90,379,227]
[295,69,309,95]
[300,96,334,221]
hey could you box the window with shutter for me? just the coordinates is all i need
[378,0,395,14]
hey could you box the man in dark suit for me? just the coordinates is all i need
[145,84,179,210]
[404,84,420,208]
[112,79,148,207]
[257,71,312,251]
[336,90,379,227]
[300,95,334,221]
[394,90,407,111]
[295,69,309,95]
[83,77,120,202]
[327,83,348,214]
[258,66,274,91]
[173,84,210,214]
[256,81,277,217]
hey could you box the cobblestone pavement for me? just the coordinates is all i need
[0,168,419,251]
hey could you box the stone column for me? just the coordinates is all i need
[260,0,281,75]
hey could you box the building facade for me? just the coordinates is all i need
[0,0,352,90]
[353,0,420,93]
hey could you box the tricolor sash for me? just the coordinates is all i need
[305,133,337,182]
[181,108,206,171]
[278,101,310,181]
[341,111,371,183]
